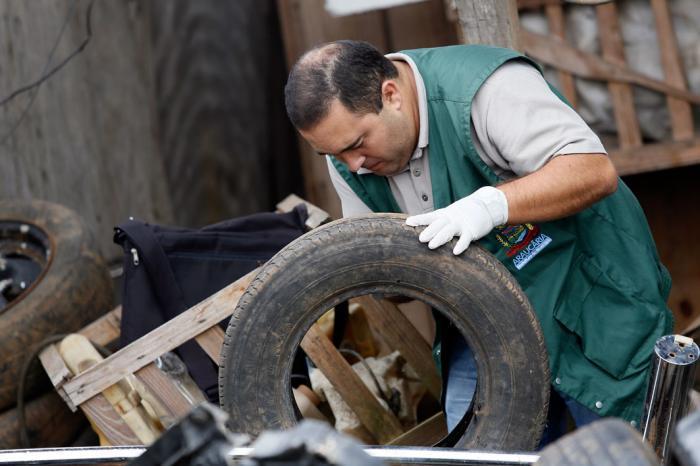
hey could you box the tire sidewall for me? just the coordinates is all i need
[220,215,549,450]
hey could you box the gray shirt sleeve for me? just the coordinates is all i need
[471,61,607,177]
[326,156,373,217]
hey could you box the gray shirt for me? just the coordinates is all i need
[327,54,607,217]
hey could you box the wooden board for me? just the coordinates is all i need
[650,0,694,142]
[61,269,257,407]
[596,2,642,149]
[80,394,142,446]
[81,306,122,347]
[454,0,521,50]
[520,28,700,105]
[355,296,442,399]
[301,323,404,443]
[610,138,700,176]
[194,325,226,363]
[387,412,446,446]
[544,3,577,108]
[134,364,193,422]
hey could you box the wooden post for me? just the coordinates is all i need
[596,2,643,149]
[453,0,521,51]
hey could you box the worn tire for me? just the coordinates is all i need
[0,200,113,410]
[535,419,660,466]
[219,214,549,450]
[0,391,86,448]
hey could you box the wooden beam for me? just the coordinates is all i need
[650,0,694,141]
[80,306,122,347]
[544,3,577,108]
[521,28,700,105]
[454,0,522,51]
[80,394,143,446]
[387,412,447,446]
[301,323,404,443]
[38,344,76,410]
[609,137,700,176]
[518,0,562,10]
[596,2,642,149]
[61,269,258,407]
[355,297,442,400]
[134,364,193,422]
[194,326,226,363]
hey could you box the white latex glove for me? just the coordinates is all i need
[405,186,508,255]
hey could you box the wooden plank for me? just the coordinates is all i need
[80,394,142,446]
[38,344,73,392]
[275,194,330,230]
[609,138,700,175]
[596,2,642,149]
[517,0,561,10]
[80,306,122,347]
[650,0,694,141]
[194,325,226,363]
[62,268,258,407]
[38,344,76,410]
[301,323,404,443]
[520,28,700,105]
[355,297,442,400]
[387,412,447,446]
[544,3,577,108]
[454,0,521,51]
[134,363,193,422]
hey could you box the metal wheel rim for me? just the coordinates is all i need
[0,221,52,314]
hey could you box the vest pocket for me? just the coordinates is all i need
[553,254,666,380]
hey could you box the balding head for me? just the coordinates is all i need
[284,40,398,131]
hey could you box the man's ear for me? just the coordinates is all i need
[381,80,402,109]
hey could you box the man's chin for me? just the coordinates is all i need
[374,165,403,177]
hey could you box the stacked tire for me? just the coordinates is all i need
[0,200,113,448]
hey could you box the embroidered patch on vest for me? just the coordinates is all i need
[496,224,552,270]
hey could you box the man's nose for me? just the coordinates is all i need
[347,154,366,172]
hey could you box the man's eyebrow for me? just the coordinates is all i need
[316,136,362,156]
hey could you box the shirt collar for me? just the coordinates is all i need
[356,52,428,175]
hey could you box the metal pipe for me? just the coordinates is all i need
[0,446,539,465]
[641,334,700,464]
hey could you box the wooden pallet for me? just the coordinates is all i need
[517,0,699,175]
[38,196,446,446]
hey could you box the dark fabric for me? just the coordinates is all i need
[114,205,309,402]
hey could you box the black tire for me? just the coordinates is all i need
[219,214,549,450]
[0,200,113,410]
[535,418,660,466]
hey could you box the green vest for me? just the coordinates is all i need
[331,45,673,422]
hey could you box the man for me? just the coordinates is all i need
[284,40,673,438]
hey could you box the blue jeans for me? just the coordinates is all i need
[444,337,478,431]
[444,336,600,445]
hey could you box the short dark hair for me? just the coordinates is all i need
[285,40,398,130]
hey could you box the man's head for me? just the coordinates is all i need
[285,40,419,176]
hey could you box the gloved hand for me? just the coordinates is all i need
[405,186,508,255]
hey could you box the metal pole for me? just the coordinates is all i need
[0,446,540,465]
[641,334,699,464]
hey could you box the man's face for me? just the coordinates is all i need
[300,96,416,177]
